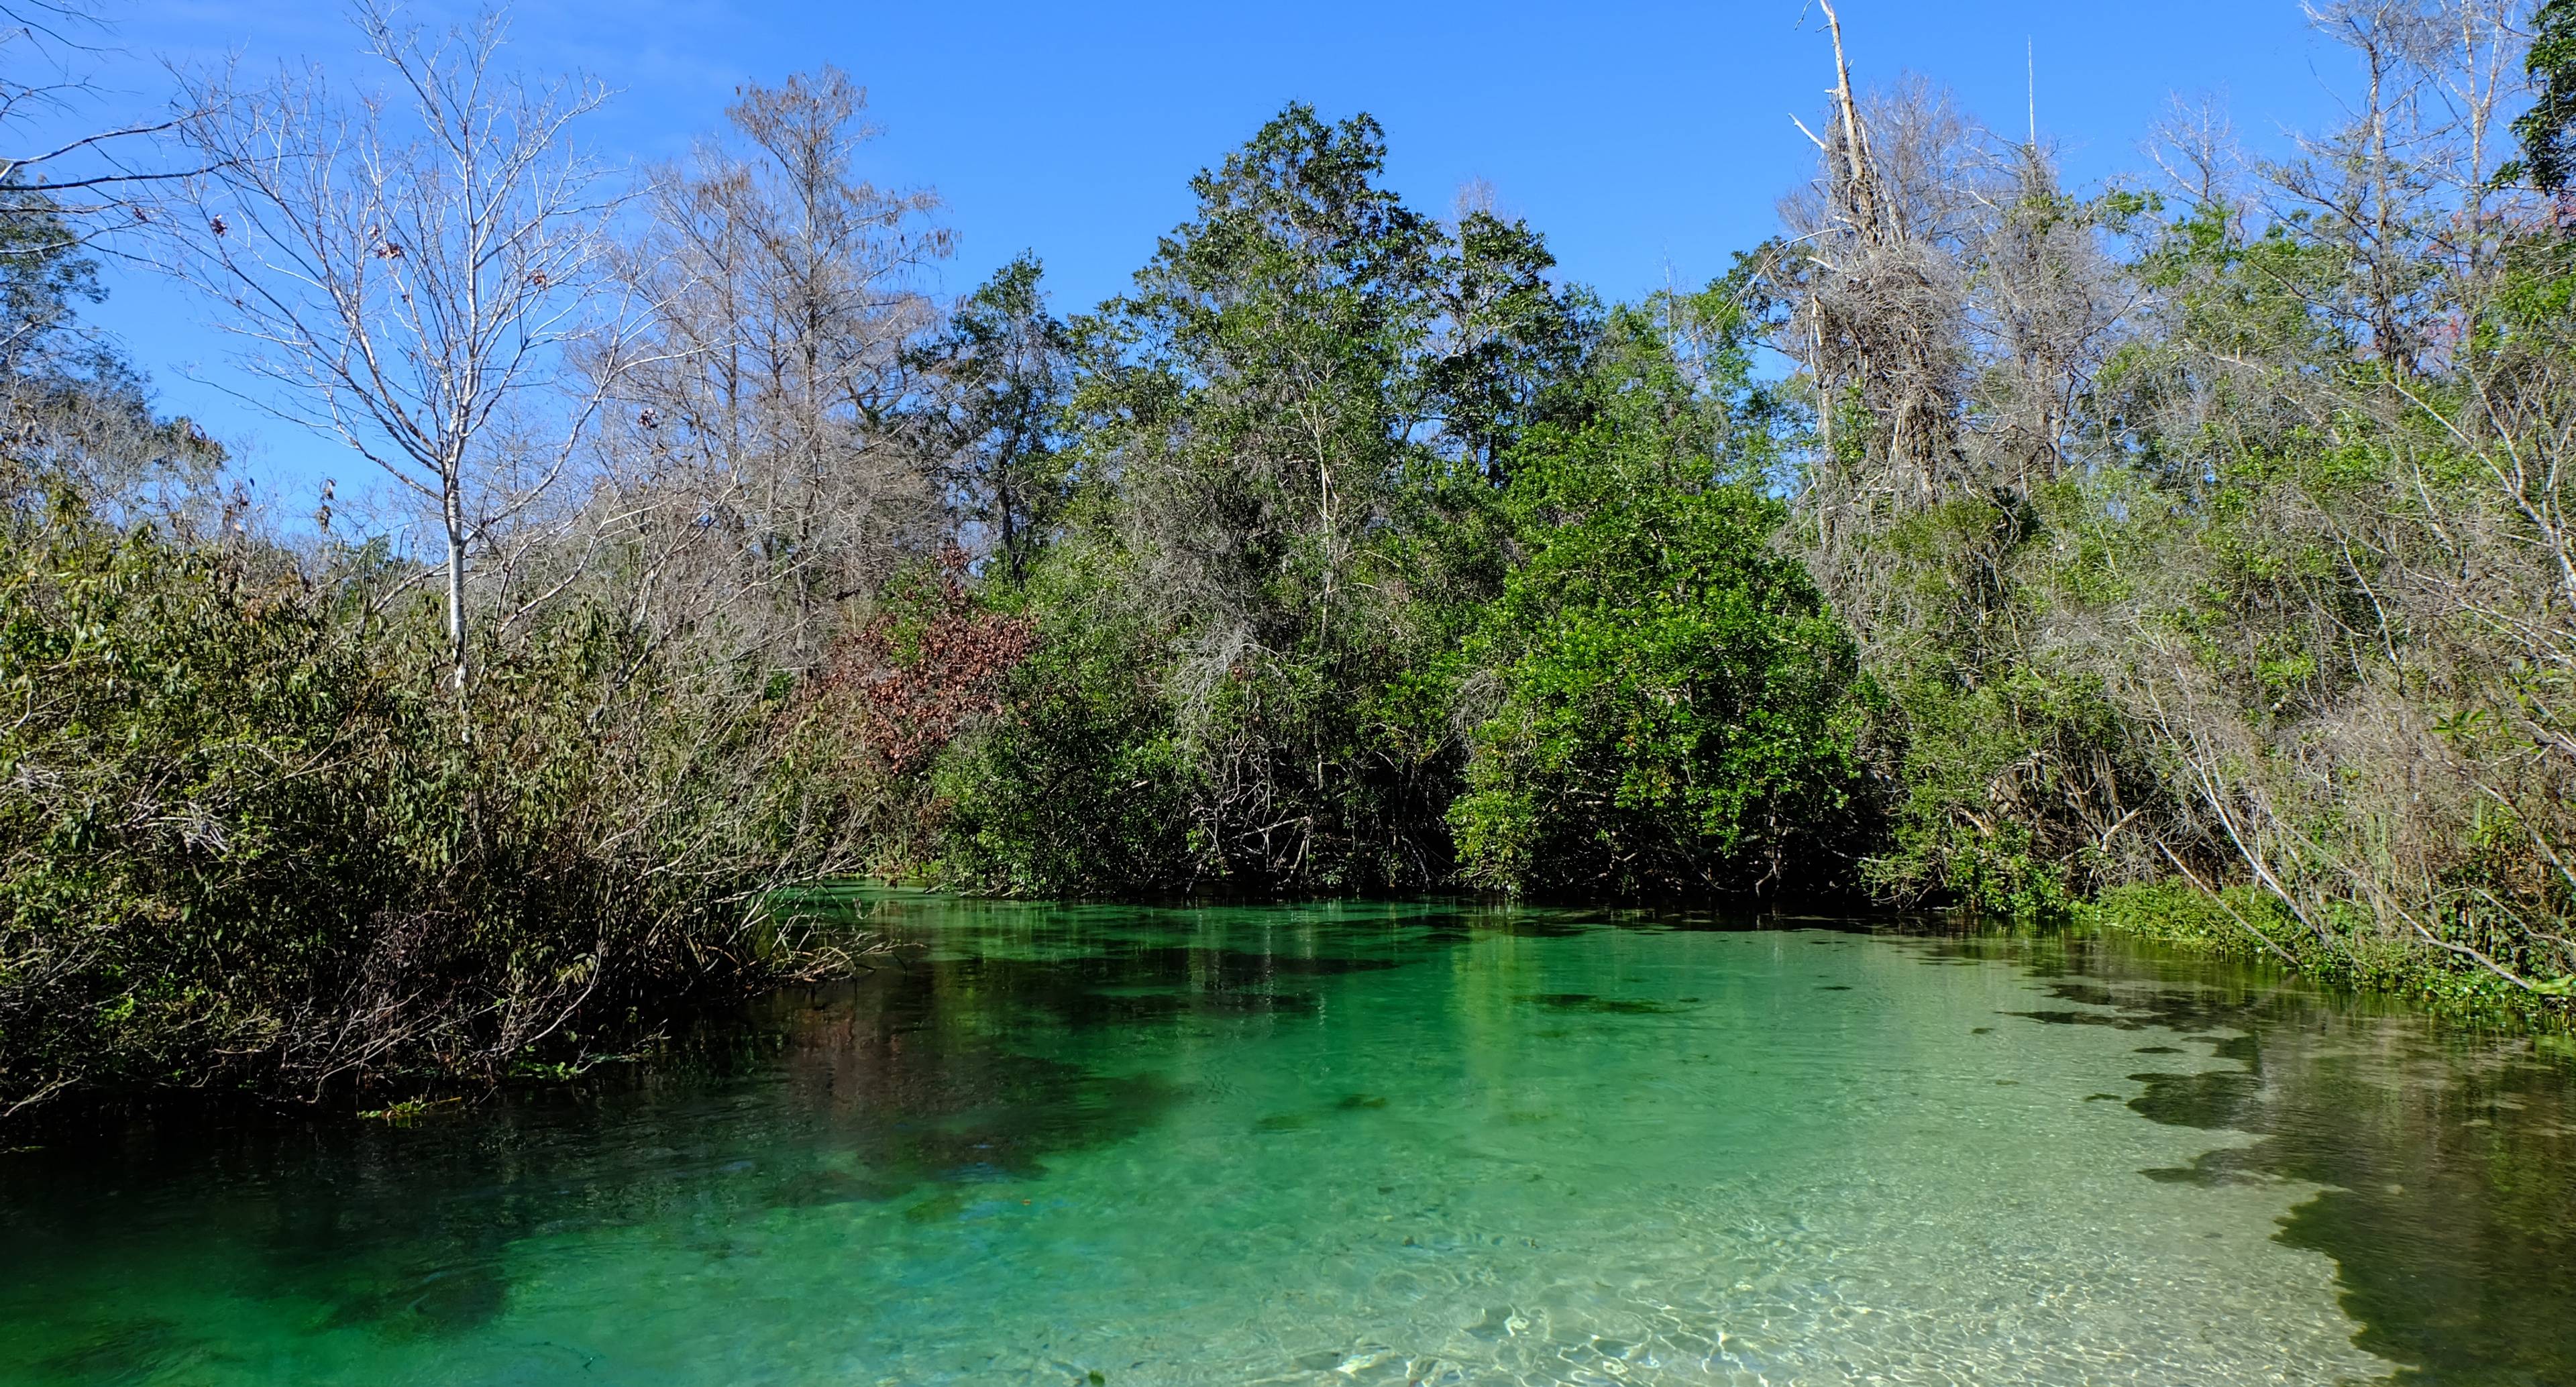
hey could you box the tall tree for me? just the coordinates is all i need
[0,197,223,522]
[1061,105,1445,881]
[165,1,625,704]
[598,65,948,662]
[1452,300,1870,897]
[915,253,1071,584]
[940,105,1599,891]
[1424,208,1587,484]
[1091,104,1438,641]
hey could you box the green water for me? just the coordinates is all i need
[4,899,2573,1386]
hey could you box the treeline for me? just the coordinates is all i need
[1778,0,2576,1013]
[7,1,2575,1113]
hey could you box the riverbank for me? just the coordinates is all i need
[2082,881,2576,1032]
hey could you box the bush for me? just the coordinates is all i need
[0,516,877,1113]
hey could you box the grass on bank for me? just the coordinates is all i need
[2083,881,2575,1030]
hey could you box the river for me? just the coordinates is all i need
[3,895,2571,1385]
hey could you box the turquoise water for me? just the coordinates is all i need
[3,897,2573,1385]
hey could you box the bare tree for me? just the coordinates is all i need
[0,1,207,243]
[1780,9,1980,529]
[160,1,626,703]
[591,66,949,666]
[2247,3,2529,371]
[1768,3,2167,907]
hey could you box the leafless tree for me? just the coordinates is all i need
[159,1,629,704]
[0,1,209,245]
[1780,9,1978,522]
[2245,3,2530,369]
[590,66,950,669]
[1774,3,2135,632]
[1768,3,2171,906]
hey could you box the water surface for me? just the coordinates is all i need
[3,897,2571,1385]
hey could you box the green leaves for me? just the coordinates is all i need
[941,115,1860,901]
[2504,0,2576,192]
[1450,310,1872,897]
[0,510,894,1111]
[938,105,1606,893]
[915,254,1076,586]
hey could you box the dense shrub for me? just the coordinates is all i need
[0,516,882,1112]
[1450,311,1874,896]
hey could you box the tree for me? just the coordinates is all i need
[1424,207,1589,484]
[940,105,1595,891]
[1093,103,1438,636]
[0,2,226,524]
[1450,302,1870,896]
[0,192,223,524]
[596,65,949,664]
[164,1,625,704]
[2508,0,2576,191]
[1053,107,1445,883]
[915,253,1071,584]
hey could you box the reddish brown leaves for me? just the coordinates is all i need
[820,575,1036,774]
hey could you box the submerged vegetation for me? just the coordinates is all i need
[5,0,2576,1114]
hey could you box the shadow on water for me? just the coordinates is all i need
[1931,934,2576,1387]
[0,895,1589,1366]
[0,912,1446,1350]
[1519,992,1691,1015]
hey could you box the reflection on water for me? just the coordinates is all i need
[0,896,2569,1386]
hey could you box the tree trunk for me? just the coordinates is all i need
[443,477,470,718]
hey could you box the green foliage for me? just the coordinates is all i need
[0,512,881,1109]
[1,522,397,1097]
[929,549,1200,895]
[1450,307,1872,896]
[1863,659,2148,923]
[2506,0,2576,192]
[0,195,223,522]
[2087,882,2571,1026]
[929,111,1874,902]
[915,254,1076,584]
[37,39,2576,1119]
[936,106,1589,893]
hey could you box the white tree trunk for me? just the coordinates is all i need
[443,478,470,709]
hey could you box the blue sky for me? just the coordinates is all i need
[74,0,2358,506]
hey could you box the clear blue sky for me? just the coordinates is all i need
[78,0,2356,507]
